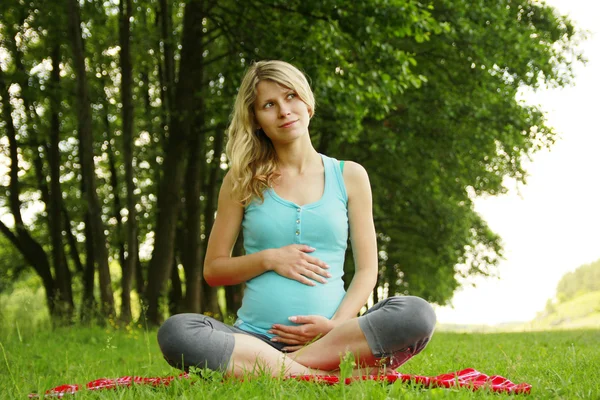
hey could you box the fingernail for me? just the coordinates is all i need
[326,273,332,277]
[271,338,278,342]
[308,246,316,251]
[289,316,297,322]
[325,264,330,268]
[267,330,273,334]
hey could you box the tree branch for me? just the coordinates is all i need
[204,49,236,66]
[202,26,223,48]
[0,219,23,253]
[251,0,331,23]
[0,66,25,228]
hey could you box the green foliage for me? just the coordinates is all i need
[0,325,598,399]
[0,235,27,294]
[556,260,600,302]
[335,0,584,303]
[0,271,50,334]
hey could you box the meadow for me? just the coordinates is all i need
[0,322,598,399]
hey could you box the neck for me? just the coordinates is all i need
[273,135,320,174]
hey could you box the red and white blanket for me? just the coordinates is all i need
[29,368,532,398]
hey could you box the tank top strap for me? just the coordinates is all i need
[322,154,348,204]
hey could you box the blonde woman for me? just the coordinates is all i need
[158,60,436,377]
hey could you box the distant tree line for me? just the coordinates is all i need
[0,0,584,326]
[556,259,600,303]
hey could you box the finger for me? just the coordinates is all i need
[271,336,304,345]
[282,345,304,352]
[306,257,330,272]
[293,273,316,286]
[288,315,315,324]
[271,324,304,334]
[302,269,328,284]
[269,329,306,341]
[297,244,316,253]
[307,263,331,279]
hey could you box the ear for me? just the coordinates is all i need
[308,106,314,118]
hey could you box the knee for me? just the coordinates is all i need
[390,295,437,340]
[158,314,186,349]
[157,314,194,369]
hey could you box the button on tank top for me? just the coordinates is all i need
[235,154,348,337]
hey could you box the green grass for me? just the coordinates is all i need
[0,323,598,399]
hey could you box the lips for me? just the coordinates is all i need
[279,120,298,128]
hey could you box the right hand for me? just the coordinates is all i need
[265,245,331,286]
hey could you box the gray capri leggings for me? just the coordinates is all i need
[157,296,436,372]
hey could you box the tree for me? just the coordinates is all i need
[556,259,600,301]
[66,0,115,318]
[336,0,583,303]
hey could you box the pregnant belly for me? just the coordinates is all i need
[236,271,345,333]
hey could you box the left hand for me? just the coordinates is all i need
[268,315,336,352]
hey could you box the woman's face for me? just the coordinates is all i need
[253,80,311,145]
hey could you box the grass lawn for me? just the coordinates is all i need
[0,324,598,399]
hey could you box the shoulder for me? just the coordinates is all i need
[220,170,234,195]
[219,170,243,207]
[341,161,372,200]
[342,161,368,179]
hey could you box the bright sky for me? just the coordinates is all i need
[435,0,600,325]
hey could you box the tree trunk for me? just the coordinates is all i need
[135,251,146,298]
[67,0,115,318]
[99,87,128,320]
[168,256,183,315]
[145,0,206,325]
[199,126,225,317]
[181,121,205,314]
[80,213,96,322]
[104,107,126,273]
[62,206,84,275]
[119,0,137,324]
[48,43,75,319]
[159,0,175,121]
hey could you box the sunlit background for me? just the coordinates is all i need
[435,0,600,326]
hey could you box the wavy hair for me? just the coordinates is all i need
[226,60,315,206]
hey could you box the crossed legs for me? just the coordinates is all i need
[158,296,436,377]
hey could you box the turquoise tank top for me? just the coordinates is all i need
[235,154,348,337]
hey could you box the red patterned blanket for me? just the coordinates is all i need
[29,368,531,398]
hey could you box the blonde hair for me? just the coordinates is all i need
[226,60,315,206]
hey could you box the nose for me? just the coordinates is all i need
[279,104,291,118]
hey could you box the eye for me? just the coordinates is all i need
[287,93,296,100]
[263,101,274,109]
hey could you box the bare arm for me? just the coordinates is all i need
[204,171,330,287]
[203,171,265,286]
[331,161,378,323]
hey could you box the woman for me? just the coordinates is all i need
[157,60,436,377]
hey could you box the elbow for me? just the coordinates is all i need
[204,275,219,288]
[203,262,219,287]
